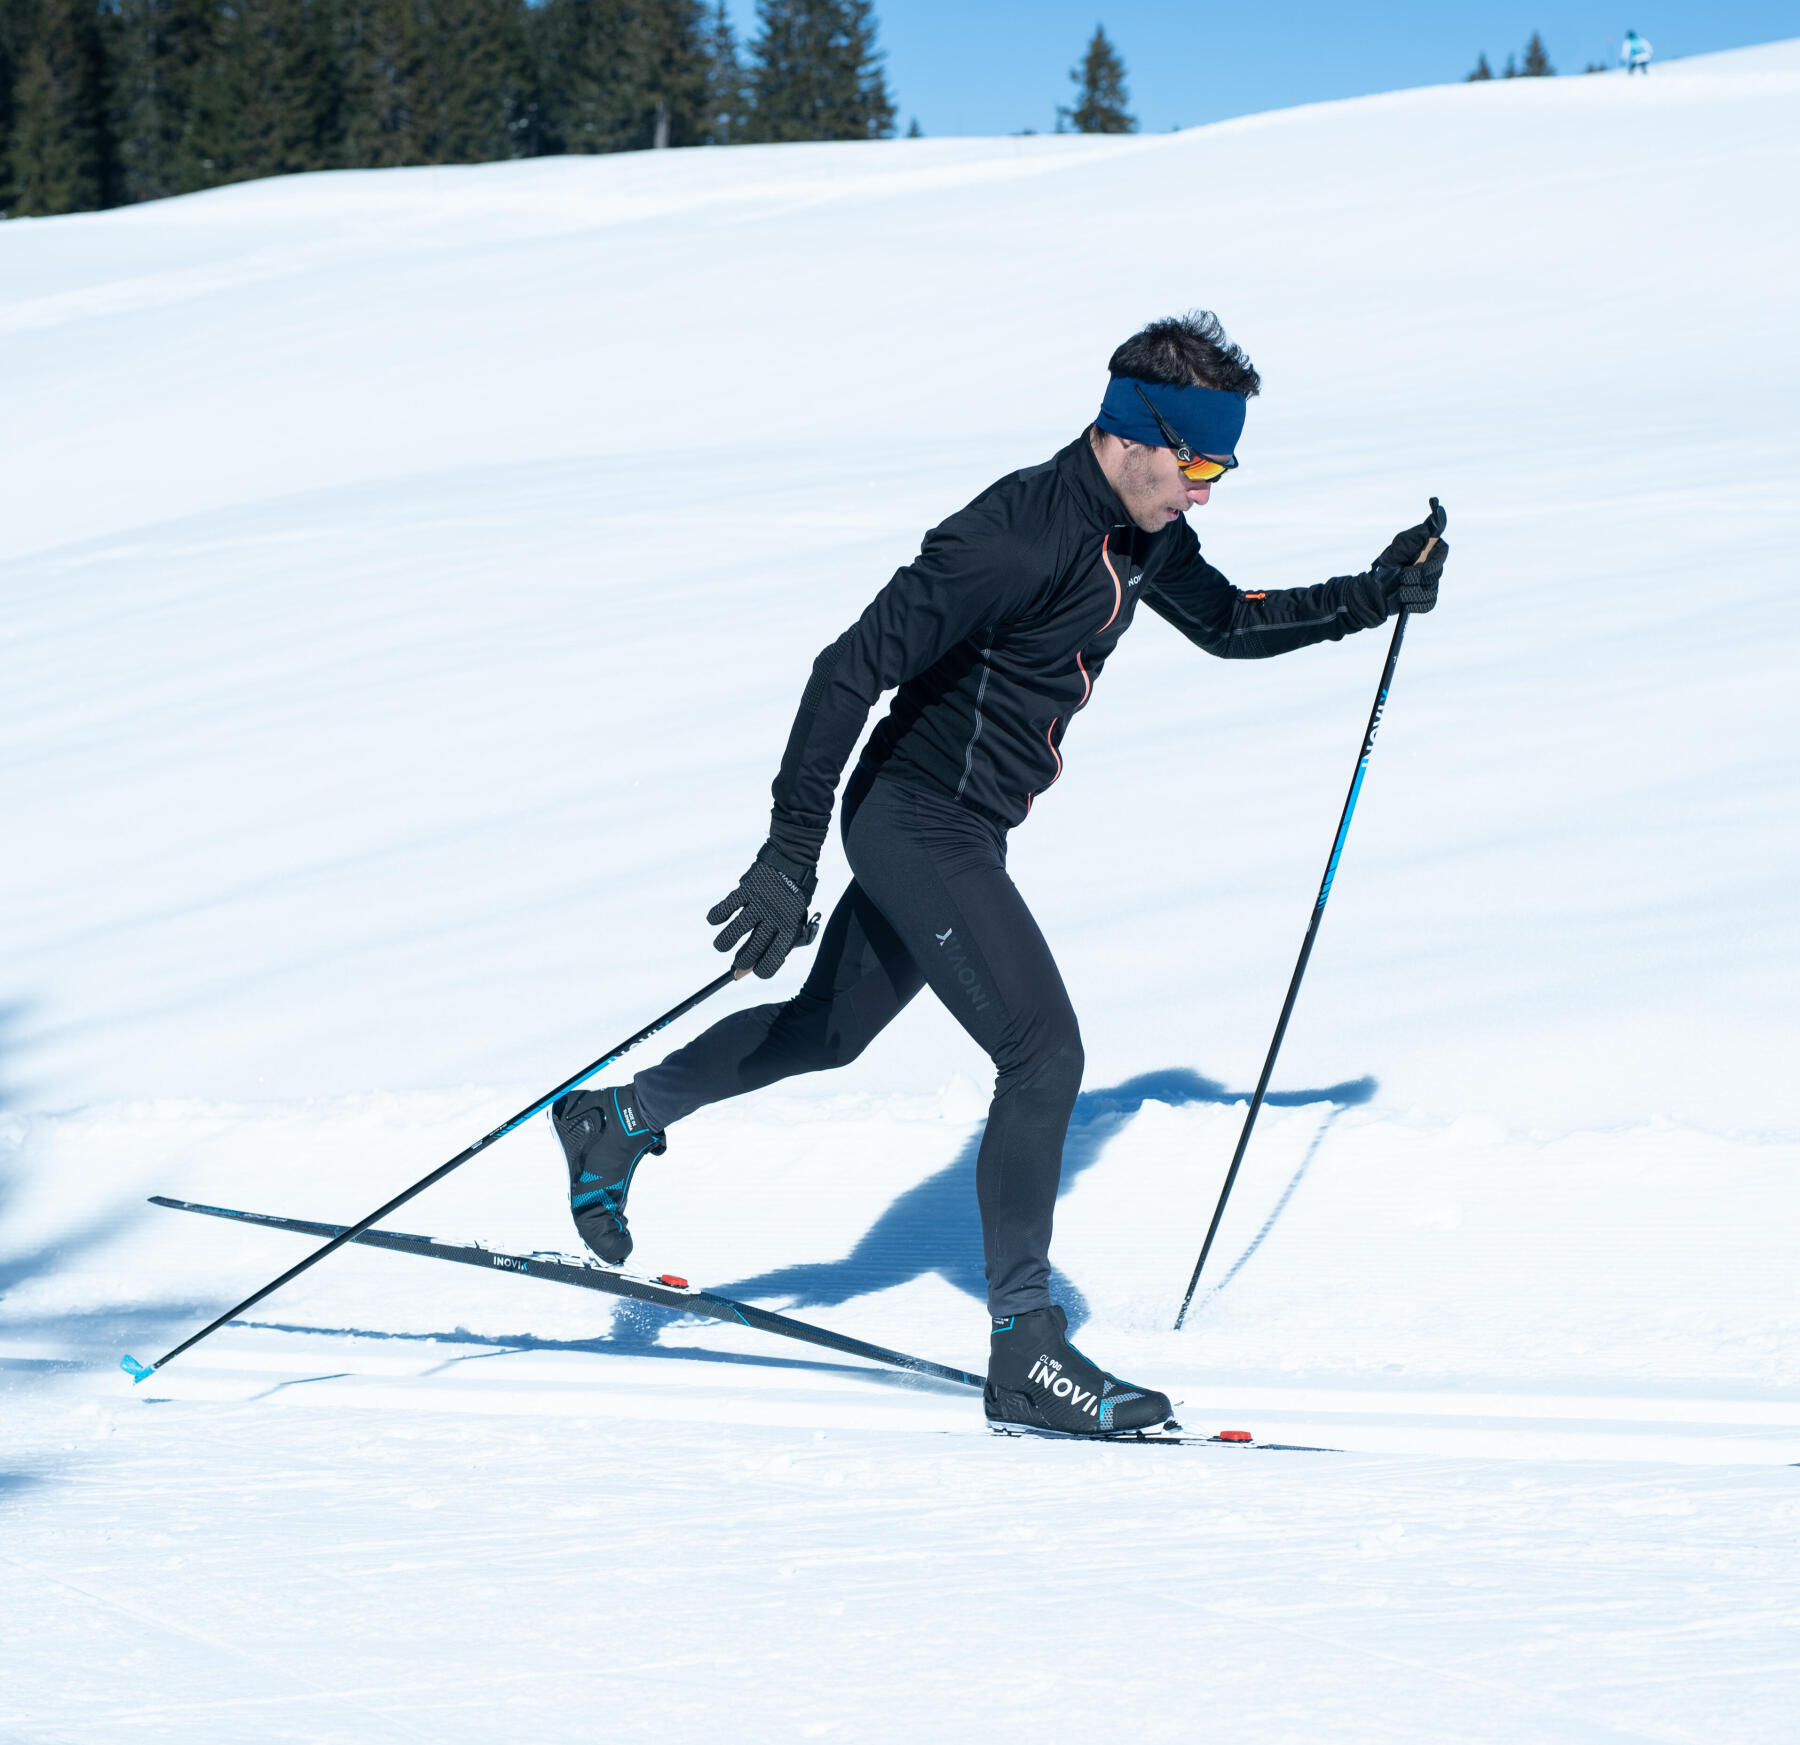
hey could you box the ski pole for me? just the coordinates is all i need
[123,966,750,1382]
[1174,520,1441,1331]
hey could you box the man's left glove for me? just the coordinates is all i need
[1374,495,1449,614]
[707,841,820,979]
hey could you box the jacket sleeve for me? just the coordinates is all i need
[1142,526,1391,660]
[767,507,1043,864]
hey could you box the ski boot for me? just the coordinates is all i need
[984,1306,1174,1438]
[549,1083,666,1265]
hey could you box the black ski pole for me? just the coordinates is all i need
[1174,521,1440,1331]
[124,966,750,1382]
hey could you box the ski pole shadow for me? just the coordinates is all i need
[1190,1102,1351,1319]
[710,1066,1375,1333]
[238,1318,973,1396]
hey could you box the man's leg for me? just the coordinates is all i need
[837,779,1172,1432]
[550,865,924,1264]
[842,778,1081,1319]
[632,876,925,1131]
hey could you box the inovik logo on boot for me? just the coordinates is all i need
[1027,1352,1100,1420]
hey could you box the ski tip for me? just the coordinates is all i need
[120,1354,155,1385]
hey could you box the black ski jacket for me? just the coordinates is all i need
[768,431,1397,864]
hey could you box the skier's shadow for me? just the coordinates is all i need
[616,1066,1373,1343]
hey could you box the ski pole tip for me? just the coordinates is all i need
[120,1354,155,1384]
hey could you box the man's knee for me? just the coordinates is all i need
[763,989,883,1074]
[998,1025,1084,1105]
[1045,1033,1085,1099]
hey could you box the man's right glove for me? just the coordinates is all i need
[1374,495,1449,614]
[707,841,820,979]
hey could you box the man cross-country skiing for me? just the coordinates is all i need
[553,311,1448,1437]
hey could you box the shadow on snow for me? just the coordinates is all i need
[179,1064,1371,1383]
[233,1318,971,1396]
[0,1051,1371,1390]
[712,1066,1375,1333]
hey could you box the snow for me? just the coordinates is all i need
[4,39,1800,1744]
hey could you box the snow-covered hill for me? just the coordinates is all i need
[3,42,1798,1744]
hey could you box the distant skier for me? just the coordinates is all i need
[1621,30,1652,74]
[551,311,1449,1438]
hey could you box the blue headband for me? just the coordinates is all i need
[1095,375,1247,459]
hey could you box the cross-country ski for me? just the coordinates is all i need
[138,1194,985,1391]
[143,1195,1335,1449]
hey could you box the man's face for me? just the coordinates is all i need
[1099,433,1224,533]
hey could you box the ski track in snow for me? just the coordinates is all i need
[5,40,1800,1743]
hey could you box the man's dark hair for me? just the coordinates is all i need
[1108,310,1261,397]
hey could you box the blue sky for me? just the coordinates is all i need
[725,2,1799,136]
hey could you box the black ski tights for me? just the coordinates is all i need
[633,771,1082,1316]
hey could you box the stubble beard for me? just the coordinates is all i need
[1120,447,1183,533]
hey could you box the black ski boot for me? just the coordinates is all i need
[984,1306,1174,1438]
[549,1083,666,1265]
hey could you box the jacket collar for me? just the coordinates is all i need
[1056,428,1134,531]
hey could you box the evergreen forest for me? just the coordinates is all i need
[0,0,895,217]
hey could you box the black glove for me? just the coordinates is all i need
[707,841,820,979]
[1374,496,1448,614]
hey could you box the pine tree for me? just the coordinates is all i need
[1521,32,1553,76]
[340,0,423,166]
[534,0,716,155]
[8,0,111,213]
[1501,52,1517,78]
[534,0,631,154]
[415,0,532,163]
[108,0,217,202]
[1466,51,1492,82]
[186,0,346,183]
[1,0,755,214]
[622,0,711,151]
[1059,24,1133,135]
[744,0,894,144]
[0,0,35,210]
[701,0,744,144]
